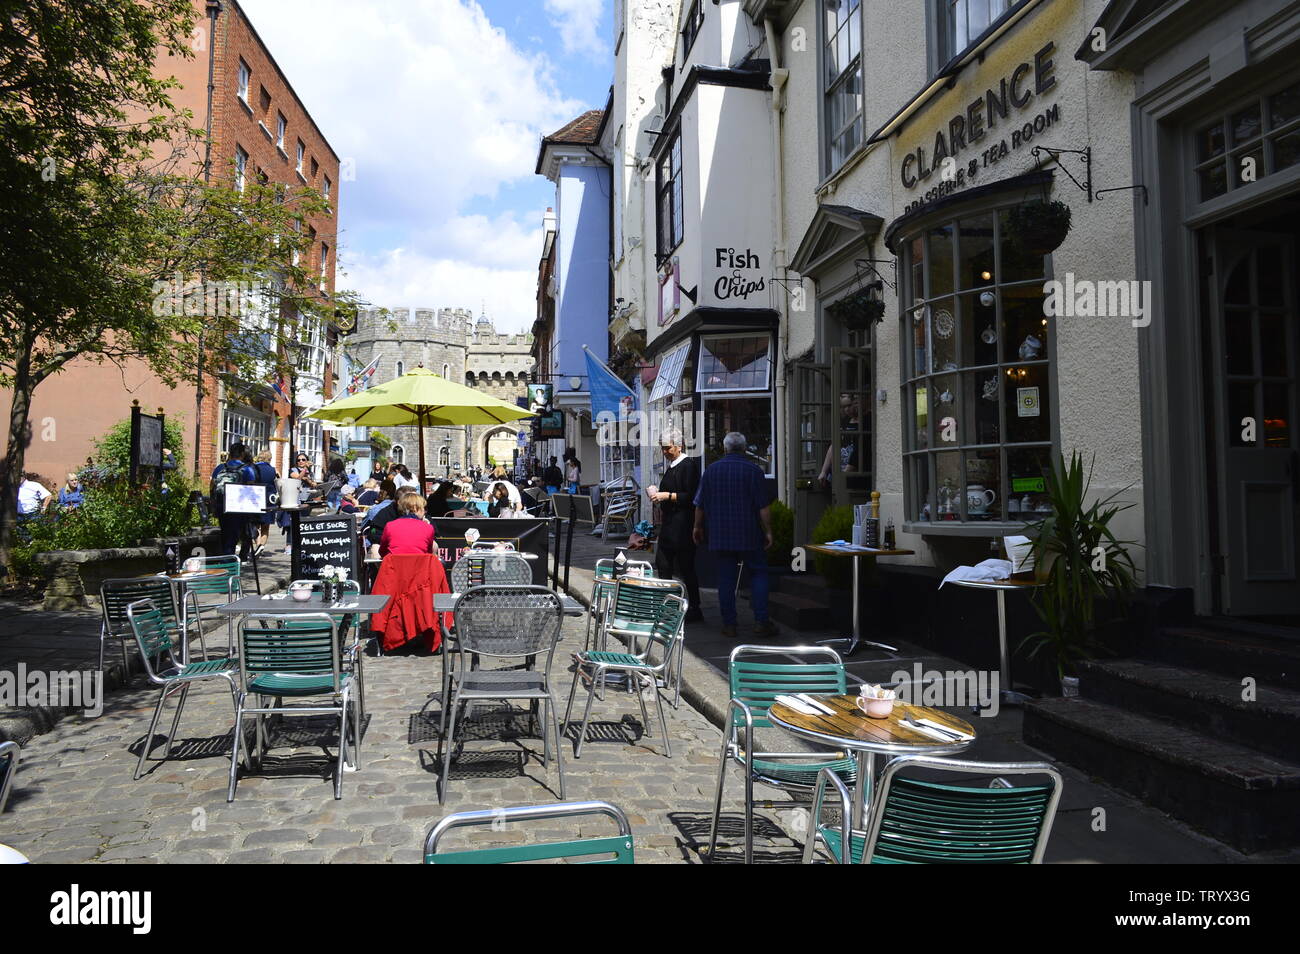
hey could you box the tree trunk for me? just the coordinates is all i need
[0,360,35,573]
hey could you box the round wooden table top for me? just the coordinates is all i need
[804,544,916,558]
[768,695,977,756]
[157,567,228,581]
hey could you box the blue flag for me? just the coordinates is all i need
[583,346,637,422]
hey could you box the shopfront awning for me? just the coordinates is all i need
[644,307,779,360]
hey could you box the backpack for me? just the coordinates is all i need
[210,461,247,515]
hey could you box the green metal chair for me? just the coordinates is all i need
[586,557,654,651]
[0,740,19,813]
[228,612,358,801]
[599,574,686,709]
[424,800,634,864]
[706,644,857,864]
[284,579,366,721]
[125,598,239,781]
[176,555,242,652]
[100,576,202,675]
[564,594,685,758]
[803,755,1064,864]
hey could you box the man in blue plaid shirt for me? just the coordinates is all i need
[693,432,778,638]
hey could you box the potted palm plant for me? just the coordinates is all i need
[1020,452,1139,695]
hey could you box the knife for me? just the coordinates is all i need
[796,693,836,715]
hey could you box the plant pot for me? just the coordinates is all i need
[828,292,886,329]
[1009,200,1072,256]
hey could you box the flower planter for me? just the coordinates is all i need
[827,291,886,330]
[34,528,220,611]
[1009,200,1072,256]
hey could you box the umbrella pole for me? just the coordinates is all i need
[418,409,428,496]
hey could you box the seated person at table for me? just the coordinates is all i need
[362,480,402,542]
[355,479,380,507]
[380,493,436,556]
[426,480,467,518]
[486,480,521,518]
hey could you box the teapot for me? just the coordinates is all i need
[966,484,996,514]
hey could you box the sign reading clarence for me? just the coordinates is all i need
[900,41,1059,210]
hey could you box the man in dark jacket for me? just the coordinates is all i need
[650,428,703,621]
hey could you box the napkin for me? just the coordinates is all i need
[914,716,974,741]
[774,695,821,716]
[939,558,1014,588]
[904,721,963,742]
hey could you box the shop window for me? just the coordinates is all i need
[900,205,1053,526]
[1194,78,1300,203]
[822,0,863,174]
[697,334,770,392]
[703,396,773,475]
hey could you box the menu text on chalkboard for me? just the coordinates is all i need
[292,513,362,582]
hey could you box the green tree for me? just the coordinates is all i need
[89,415,187,477]
[0,0,363,567]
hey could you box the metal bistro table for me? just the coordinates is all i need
[804,544,915,657]
[946,576,1043,705]
[768,695,976,832]
[216,592,391,629]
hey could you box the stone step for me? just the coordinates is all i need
[1081,659,1300,763]
[765,591,831,631]
[1024,696,1300,853]
[1142,624,1300,689]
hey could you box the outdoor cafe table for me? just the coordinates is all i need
[768,696,976,831]
[945,576,1043,706]
[803,544,915,657]
[215,592,390,624]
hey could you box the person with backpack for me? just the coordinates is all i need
[210,443,256,557]
[250,450,279,556]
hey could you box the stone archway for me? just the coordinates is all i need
[477,424,521,469]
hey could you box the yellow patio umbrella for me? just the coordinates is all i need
[306,366,533,491]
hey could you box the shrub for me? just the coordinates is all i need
[811,505,855,588]
[767,498,794,566]
[89,415,187,478]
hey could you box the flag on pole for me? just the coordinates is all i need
[582,345,637,421]
[346,355,381,394]
[270,371,288,401]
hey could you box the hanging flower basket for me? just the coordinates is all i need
[1009,200,1072,256]
[827,289,886,330]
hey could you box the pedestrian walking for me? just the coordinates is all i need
[693,431,778,638]
[542,456,562,494]
[210,443,256,557]
[649,428,703,621]
[250,450,279,555]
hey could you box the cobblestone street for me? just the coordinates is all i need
[0,609,806,864]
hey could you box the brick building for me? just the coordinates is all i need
[0,0,340,488]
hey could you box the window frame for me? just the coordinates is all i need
[820,0,865,177]
[655,127,685,261]
[696,333,772,394]
[221,405,269,458]
[234,145,248,193]
[237,59,250,105]
[934,0,1025,71]
[296,140,305,174]
[1190,77,1300,207]
[276,112,287,148]
[897,200,1060,535]
[681,0,705,60]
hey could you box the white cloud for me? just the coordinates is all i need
[544,0,606,57]
[235,0,591,329]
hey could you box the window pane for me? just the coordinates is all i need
[1263,383,1291,446]
[927,224,955,299]
[932,372,959,447]
[1273,130,1300,171]
[935,451,962,520]
[1233,144,1264,187]
[703,397,772,473]
[1260,312,1289,377]
[908,304,929,379]
[966,449,1002,521]
[1198,121,1226,161]
[1224,308,1254,375]
[930,298,958,373]
[1269,83,1300,127]
[911,455,932,521]
[962,291,999,367]
[999,209,1043,283]
[1231,103,1262,145]
[1007,446,1051,515]
[1199,161,1228,200]
[1228,382,1256,447]
[913,382,929,449]
[958,214,996,290]
[1004,363,1050,443]
[1001,285,1048,364]
[697,335,771,390]
[964,369,1000,445]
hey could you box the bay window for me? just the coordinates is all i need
[697,334,774,474]
[901,205,1054,527]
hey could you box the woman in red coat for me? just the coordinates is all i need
[379,492,435,556]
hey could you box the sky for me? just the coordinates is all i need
[238,0,612,334]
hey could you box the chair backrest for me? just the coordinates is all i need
[424,800,633,864]
[453,585,562,664]
[101,577,181,638]
[644,594,687,667]
[728,644,845,730]
[610,575,685,623]
[0,740,20,814]
[450,552,531,591]
[862,755,1064,864]
[126,598,181,679]
[183,555,242,596]
[239,613,342,693]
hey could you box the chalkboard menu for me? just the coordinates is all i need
[429,517,549,586]
[292,512,362,583]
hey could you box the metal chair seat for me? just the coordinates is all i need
[166,658,238,681]
[455,669,551,698]
[581,650,643,668]
[246,672,351,697]
[745,755,857,789]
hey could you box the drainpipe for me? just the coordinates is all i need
[765,17,790,502]
[194,0,222,480]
